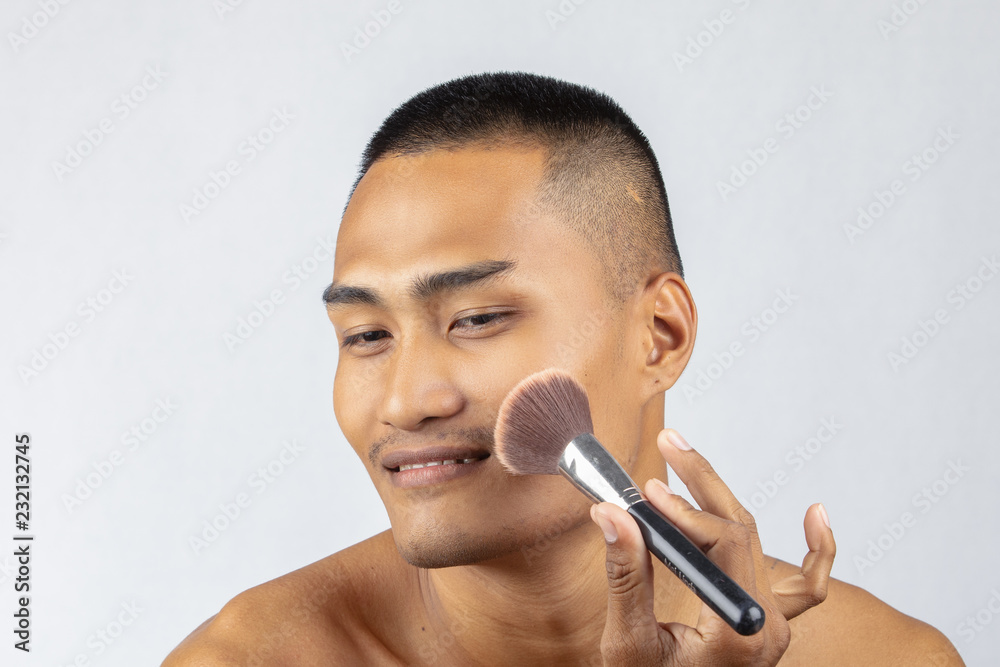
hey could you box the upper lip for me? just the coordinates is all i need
[381,446,491,471]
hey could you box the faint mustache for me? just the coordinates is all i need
[368,425,495,468]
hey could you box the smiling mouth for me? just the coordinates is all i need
[396,456,487,471]
[389,452,490,472]
[385,452,492,489]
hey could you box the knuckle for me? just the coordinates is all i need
[705,522,753,566]
[691,457,718,480]
[772,615,792,655]
[599,635,636,663]
[723,519,753,548]
[731,506,758,533]
[732,611,777,656]
[605,552,642,598]
[600,634,660,667]
[744,630,767,656]
[808,579,830,606]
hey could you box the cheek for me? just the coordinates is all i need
[458,312,626,406]
[332,360,378,448]
[572,333,642,449]
[550,302,621,368]
[332,365,347,427]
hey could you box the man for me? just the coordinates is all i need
[164,72,963,665]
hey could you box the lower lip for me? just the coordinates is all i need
[389,456,490,489]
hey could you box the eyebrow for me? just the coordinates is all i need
[322,259,517,310]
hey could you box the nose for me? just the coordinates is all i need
[377,335,465,430]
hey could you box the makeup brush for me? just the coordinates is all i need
[493,368,765,636]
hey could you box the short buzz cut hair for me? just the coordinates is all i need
[346,71,683,308]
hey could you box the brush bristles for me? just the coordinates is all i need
[493,368,595,475]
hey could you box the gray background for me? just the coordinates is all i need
[1,0,996,664]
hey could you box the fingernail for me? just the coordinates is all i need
[666,429,692,451]
[592,506,618,544]
[652,478,675,495]
[818,503,831,529]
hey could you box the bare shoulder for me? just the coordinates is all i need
[763,556,965,666]
[162,531,410,666]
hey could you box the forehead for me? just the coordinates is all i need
[333,146,585,285]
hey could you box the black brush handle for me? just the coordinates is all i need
[627,499,765,636]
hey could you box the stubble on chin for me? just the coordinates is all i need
[393,520,526,569]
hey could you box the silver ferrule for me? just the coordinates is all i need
[557,433,644,511]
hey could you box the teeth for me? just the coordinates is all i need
[398,458,478,471]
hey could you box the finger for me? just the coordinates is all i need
[643,478,761,631]
[657,430,771,587]
[657,429,743,520]
[590,502,673,664]
[643,478,732,552]
[771,503,837,620]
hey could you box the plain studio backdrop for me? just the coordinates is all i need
[1,0,997,664]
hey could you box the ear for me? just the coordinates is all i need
[636,272,697,398]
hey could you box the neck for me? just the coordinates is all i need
[413,396,697,665]
[418,520,608,665]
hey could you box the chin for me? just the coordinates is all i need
[390,503,593,569]
[390,518,528,569]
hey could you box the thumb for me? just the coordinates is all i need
[591,502,667,665]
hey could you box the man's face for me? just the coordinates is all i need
[327,146,647,567]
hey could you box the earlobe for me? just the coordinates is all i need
[640,273,697,396]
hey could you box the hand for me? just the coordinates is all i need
[589,428,836,666]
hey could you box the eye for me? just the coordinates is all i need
[341,329,391,350]
[451,311,512,331]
